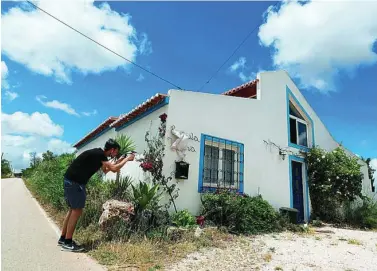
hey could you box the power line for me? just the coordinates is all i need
[26,1,183,90]
[197,1,280,92]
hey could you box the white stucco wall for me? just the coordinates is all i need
[74,106,168,183]
[164,74,292,215]
[115,106,168,183]
[73,70,373,217]
[162,70,372,216]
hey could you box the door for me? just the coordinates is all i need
[291,161,305,223]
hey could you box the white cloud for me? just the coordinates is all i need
[258,1,377,92]
[1,111,63,137]
[82,109,98,117]
[1,110,74,171]
[47,138,75,154]
[36,95,79,116]
[138,33,152,56]
[229,57,264,82]
[2,135,74,172]
[1,0,152,83]
[229,57,246,72]
[4,90,19,101]
[136,73,145,82]
[2,61,10,89]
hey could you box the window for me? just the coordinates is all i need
[199,135,244,193]
[289,101,309,147]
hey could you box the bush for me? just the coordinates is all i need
[200,191,280,234]
[344,196,377,229]
[77,173,112,229]
[305,146,363,222]
[171,209,196,228]
[28,153,74,210]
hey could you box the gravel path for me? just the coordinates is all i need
[1,178,106,271]
[167,226,377,271]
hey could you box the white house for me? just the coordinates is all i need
[73,70,373,223]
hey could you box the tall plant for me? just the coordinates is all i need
[139,113,179,213]
[305,146,363,221]
[114,134,136,182]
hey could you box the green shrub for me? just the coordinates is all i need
[28,153,74,210]
[200,191,279,234]
[344,196,377,229]
[77,173,111,229]
[305,147,363,222]
[171,209,196,228]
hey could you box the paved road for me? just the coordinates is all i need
[1,178,106,271]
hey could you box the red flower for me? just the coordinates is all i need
[159,113,167,123]
[140,162,153,172]
[196,216,205,227]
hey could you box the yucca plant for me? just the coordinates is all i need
[114,134,136,183]
[108,176,133,201]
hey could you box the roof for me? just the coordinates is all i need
[110,93,168,129]
[222,79,258,98]
[73,116,118,148]
[73,80,258,149]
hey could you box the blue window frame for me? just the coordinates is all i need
[286,86,315,151]
[198,134,244,193]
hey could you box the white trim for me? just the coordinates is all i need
[289,115,309,147]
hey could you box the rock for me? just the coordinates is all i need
[195,227,203,237]
[98,199,134,230]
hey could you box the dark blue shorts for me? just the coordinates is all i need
[64,179,86,209]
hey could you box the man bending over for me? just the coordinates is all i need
[59,139,135,252]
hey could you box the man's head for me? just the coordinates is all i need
[104,139,120,158]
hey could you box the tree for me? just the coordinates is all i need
[29,152,41,168]
[1,153,13,178]
[42,150,55,161]
[305,147,363,222]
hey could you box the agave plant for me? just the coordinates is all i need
[131,182,161,211]
[114,134,136,182]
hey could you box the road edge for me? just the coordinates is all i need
[21,178,108,271]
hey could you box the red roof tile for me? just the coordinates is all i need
[73,116,118,148]
[222,79,258,98]
[111,93,167,129]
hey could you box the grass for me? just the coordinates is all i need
[275,267,283,271]
[88,228,232,270]
[347,239,362,245]
[24,179,235,270]
[263,253,272,262]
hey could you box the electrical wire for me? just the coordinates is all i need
[26,1,183,90]
[197,1,280,92]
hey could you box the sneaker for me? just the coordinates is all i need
[57,239,65,246]
[61,241,85,252]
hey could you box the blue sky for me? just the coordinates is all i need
[1,1,376,171]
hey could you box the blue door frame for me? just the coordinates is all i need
[289,155,310,223]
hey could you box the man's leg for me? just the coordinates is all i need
[65,208,83,240]
[61,181,86,252]
[58,209,72,245]
[61,209,72,236]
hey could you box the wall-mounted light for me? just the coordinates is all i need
[279,150,286,160]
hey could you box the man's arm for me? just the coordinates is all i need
[101,164,110,174]
[102,154,135,173]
